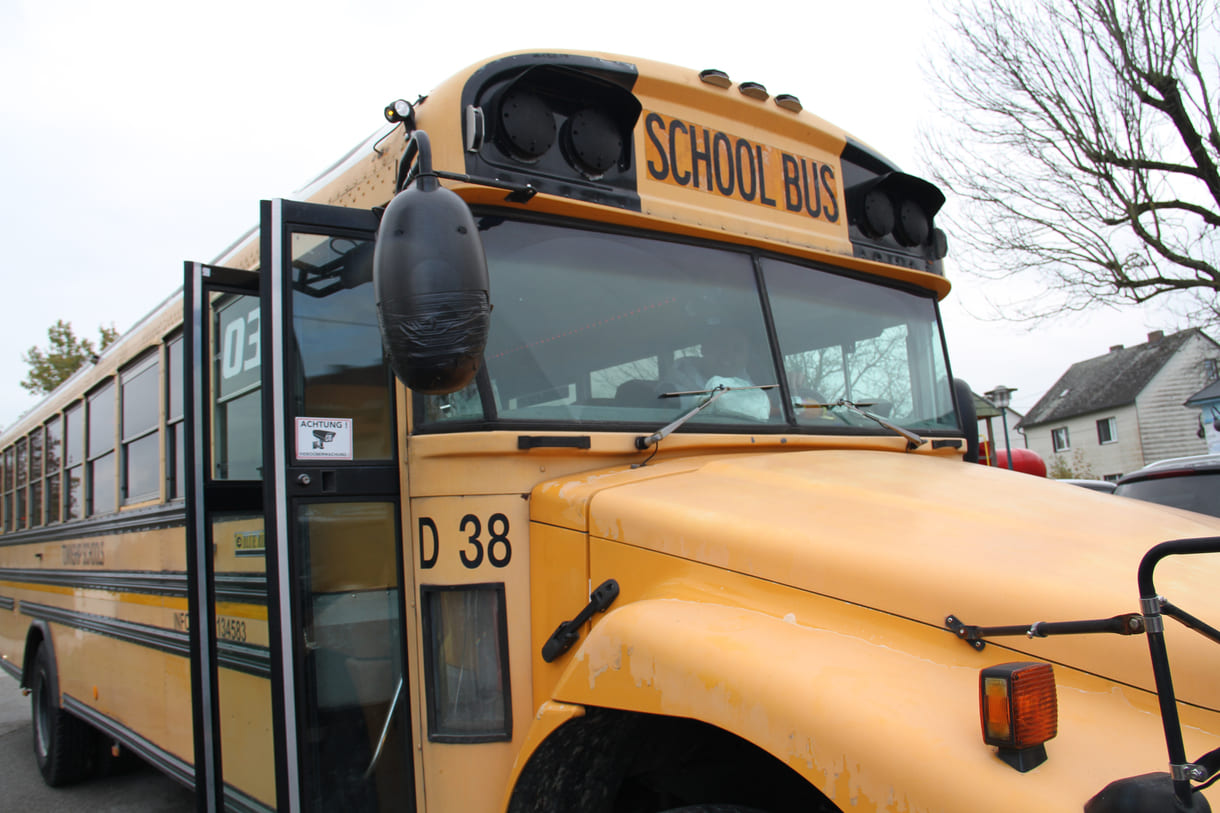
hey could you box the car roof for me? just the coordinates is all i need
[1118,454,1220,483]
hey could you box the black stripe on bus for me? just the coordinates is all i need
[0,594,14,611]
[1,568,185,596]
[62,694,274,813]
[0,568,268,605]
[0,502,186,547]
[213,573,271,605]
[22,600,189,656]
[19,601,270,678]
[217,639,271,679]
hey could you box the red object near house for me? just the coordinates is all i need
[996,448,1048,477]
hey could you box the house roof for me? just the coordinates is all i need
[1020,329,1211,428]
[1185,378,1220,407]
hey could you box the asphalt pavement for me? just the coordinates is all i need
[0,672,195,812]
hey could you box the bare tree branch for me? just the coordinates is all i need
[922,0,1220,324]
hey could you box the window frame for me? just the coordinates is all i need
[165,333,185,500]
[28,428,43,527]
[1051,426,1071,453]
[14,437,27,530]
[44,414,63,524]
[120,351,162,505]
[86,379,118,517]
[1096,416,1117,445]
[1,445,12,532]
[64,401,84,521]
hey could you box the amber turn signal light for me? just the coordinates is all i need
[980,662,1057,772]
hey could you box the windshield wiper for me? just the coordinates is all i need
[635,384,778,451]
[801,398,925,451]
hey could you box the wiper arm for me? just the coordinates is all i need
[635,384,777,451]
[802,398,925,451]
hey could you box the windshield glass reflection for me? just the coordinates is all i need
[420,218,958,436]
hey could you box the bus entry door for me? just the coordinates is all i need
[185,261,279,813]
[260,200,415,813]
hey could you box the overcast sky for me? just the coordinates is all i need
[0,0,1183,431]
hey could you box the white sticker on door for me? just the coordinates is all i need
[295,417,354,460]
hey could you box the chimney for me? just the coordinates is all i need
[1147,330,1164,343]
[1110,344,1124,352]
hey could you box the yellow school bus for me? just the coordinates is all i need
[2,50,1219,813]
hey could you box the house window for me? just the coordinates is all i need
[1097,417,1117,445]
[1051,427,1070,452]
[1205,358,1219,382]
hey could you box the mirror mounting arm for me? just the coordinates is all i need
[396,130,536,203]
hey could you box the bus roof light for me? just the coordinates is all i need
[930,228,949,260]
[384,99,415,126]
[859,188,895,239]
[496,89,556,162]
[739,82,769,100]
[980,662,1058,772]
[562,108,624,178]
[775,94,802,113]
[893,198,930,247]
[699,69,731,88]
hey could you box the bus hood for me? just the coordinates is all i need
[536,449,1220,710]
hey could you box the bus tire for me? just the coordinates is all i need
[30,644,94,786]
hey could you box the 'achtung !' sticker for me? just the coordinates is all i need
[643,110,840,224]
[295,417,353,460]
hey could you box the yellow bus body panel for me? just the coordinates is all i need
[515,447,1220,811]
[543,548,1220,811]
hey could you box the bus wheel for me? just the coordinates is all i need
[30,644,94,786]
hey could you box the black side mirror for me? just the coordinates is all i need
[953,378,980,463]
[374,131,490,394]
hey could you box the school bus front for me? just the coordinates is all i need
[365,52,1220,813]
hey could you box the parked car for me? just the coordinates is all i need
[1113,454,1220,517]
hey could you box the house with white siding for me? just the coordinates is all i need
[1018,329,1220,481]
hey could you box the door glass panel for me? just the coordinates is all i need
[290,234,392,461]
[210,511,276,810]
[297,501,407,812]
[212,293,263,480]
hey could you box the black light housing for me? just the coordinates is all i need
[462,57,642,206]
[844,170,948,266]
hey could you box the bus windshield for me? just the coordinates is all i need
[420,216,958,436]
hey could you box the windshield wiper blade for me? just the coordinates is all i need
[635,384,777,451]
[802,398,925,451]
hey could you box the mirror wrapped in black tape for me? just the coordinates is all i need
[1085,773,1212,813]
[374,173,490,394]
